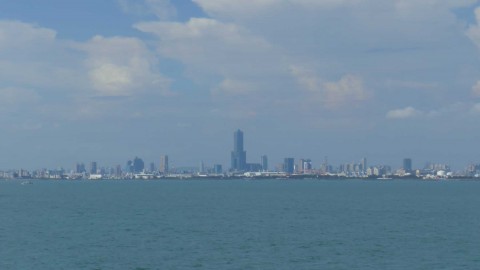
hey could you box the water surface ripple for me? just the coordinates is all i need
[1,179,479,269]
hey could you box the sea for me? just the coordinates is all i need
[1,179,479,269]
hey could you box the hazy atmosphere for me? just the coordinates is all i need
[1,0,480,170]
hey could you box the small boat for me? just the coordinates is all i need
[21,181,33,185]
[377,175,392,180]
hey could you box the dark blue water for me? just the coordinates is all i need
[1,179,479,269]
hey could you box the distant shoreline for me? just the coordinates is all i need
[3,175,480,181]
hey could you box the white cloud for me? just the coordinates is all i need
[466,7,480,48]
[78,35,171,97]
[394,0,476,13]
[290,66,320,92]
[291,66,369,109]
[471,103,480,113]
[133,0,479,119]
[135,18,272,69]
[386,107,422,119]
[118,0,176,20]
[0,21,56,50]
[89,64,133,96]
[385,79,439,91]
[135,18,281,98]
[323,75,368,109]
[0,20,174,125]
[473,80,480,97]
[0,21,80,91]
[191,0,475,57]
[191,0,370,18]
[191,0,277,17]
[193,0,474,19]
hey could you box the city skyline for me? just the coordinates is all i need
[2,133,469,171]
[231,129,247,171]
[1,1,480,169]
[0,129,476,176]
[3,3,479,269]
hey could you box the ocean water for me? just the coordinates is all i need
[1,179,480,269]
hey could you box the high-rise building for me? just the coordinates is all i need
[90,162,97,174]
[304,159,312,173]
[115,165,122,177]
[149,162,155,173]
[246,163,262,172]
[231,129,247,171]
[199,161,205,173]
[261,155,268,171]
[133,157,144,173]
[76,163,85,174]
[159,155,169,174]
[298,159,312,173]
[126,160,133,173]
[284,158,295,174]
[298,159,305,173]
[322,156,329,173]
[213,164,223,174]
[361,157,367,172]
[403,158,412,172]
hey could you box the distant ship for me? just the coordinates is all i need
[377,175,392,180]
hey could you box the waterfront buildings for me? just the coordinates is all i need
[261,155,268,171]
[159,155,169,174]
[126,160,133,173]
[213,164,223,174]
[0,130,473,180]
[424,163,449,172]
[199,161,205,173]
[338,158,369,175]
[115,165,122,177]
[231,129,247,171]
[284,158,295,174]
[149,162,155,173]
[76,163,85,174]
[133,157,144,173]
[467,164,480,176]
[246,163,262,172]
[298,159,312,174]
[403,158,412,173]
[90,162,97,174]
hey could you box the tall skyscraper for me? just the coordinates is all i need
[361,157,367,172]
[115,165,122,177]
[284,158,295,174]
[322,156,329,173]
[213,164,223,174]
[133,157,144,173]
[403,158,412,172]
[90,161,97,174]
[231,129,246,171]
[149,162,155,173]
[126,160,133,173]
[199,161,205,173]
[76,163,85,174]
[298,159,306,173]
[159,155,169,174]
[261,155,268,171]
[298,159,312,173]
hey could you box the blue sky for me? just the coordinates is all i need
[1,0,480,170]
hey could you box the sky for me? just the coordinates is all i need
[1,0,480,171]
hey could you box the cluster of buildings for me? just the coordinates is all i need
[0,129,478,180]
